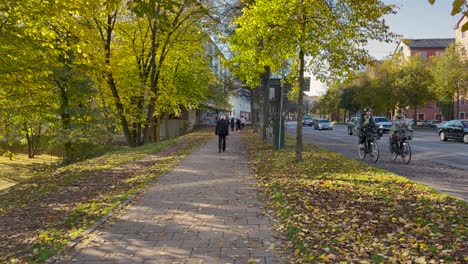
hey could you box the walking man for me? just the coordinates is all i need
[215,115,230,153]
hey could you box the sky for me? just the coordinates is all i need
[307,0,463,96]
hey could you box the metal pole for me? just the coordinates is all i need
[278,79,284,149]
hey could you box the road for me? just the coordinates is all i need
[285,122,468,201]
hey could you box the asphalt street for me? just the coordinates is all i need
[285,122,468,201]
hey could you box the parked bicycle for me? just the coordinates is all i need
[358,130,380,162]
[389,131,412,164]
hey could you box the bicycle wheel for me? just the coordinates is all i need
[369,141,379,163]
[401,142,411,164]
[390,143,398,161]
[358,143,366,160]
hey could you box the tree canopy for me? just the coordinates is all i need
[228,0,396,161]
[0,0,228,160]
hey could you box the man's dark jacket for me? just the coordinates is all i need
[215,119,230,136]
[359,114,376,131]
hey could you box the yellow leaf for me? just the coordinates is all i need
[414,256,427,264]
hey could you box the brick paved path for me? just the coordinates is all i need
[55,131,288,264]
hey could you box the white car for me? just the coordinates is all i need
[314,119,333,130]
[373,116,392,134]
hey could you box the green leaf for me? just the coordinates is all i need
[462,21,468,32]
[451,0,465,15]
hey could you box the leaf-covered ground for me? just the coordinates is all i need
[243,132,466,263]
[0,154,60,191]
[0,129,212,264]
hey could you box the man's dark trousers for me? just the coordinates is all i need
[218,135,226,152]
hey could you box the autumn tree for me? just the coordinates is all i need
[0,0,111,161]
[395,55,434,121]
[229,0,395,161]
[369,59,399,117]
[339,85,361,121]
[430,43,468,120]
[318,84,341,121]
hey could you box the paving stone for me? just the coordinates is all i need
[191,247,221,258]
[53,132,290,263]
[155,239,184,248]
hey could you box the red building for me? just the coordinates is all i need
[394,38,468,121]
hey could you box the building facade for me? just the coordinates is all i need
[393,36,468,121]
[455,16,468,53]
[455,15,468,120]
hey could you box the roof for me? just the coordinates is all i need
[402,38,455,49]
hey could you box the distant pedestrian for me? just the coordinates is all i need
[230,117,235,132]
[215,115,230,152]
[240,116,246,130]
[236,118,241,131]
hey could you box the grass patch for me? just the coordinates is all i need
[0,154,60,191]
[0,128,212,263]
[243,131,467,263]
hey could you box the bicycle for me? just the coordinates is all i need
[389,130,412,164]
[358,130,380,163]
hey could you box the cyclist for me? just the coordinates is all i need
[358,107,376,148]
[390,109,409,148]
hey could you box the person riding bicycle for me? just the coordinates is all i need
[358,107,377,148]
[390,109,409,148]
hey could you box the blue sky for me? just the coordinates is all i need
[308,0,463,96]
[367,0,461,60]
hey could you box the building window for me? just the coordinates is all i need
[460,96,465,105]
[435,113,442,121]
[460,112,465,119]
[435,51,444,57]
[417,113,425,121]
[418,51,427,59]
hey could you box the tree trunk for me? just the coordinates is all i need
[106,73,136,147]
[251,87,260,133]
[296,49,305,162]
[25,132,33,159]
[99,13,136,147]
[456,87,460,119]
[413,105,418,122]
[261,66,271,141]
[24,125,41,159]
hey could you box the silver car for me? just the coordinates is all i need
[314,119,333,130]
[302,117,314,126]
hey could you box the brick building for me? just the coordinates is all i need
[393,34,468,121]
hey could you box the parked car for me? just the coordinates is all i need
[314,119,332,130]
[347,117,359,135]
[414,120,439,128]
[302,117,314,126]
[438,119,468,144]
[373,116,392,134]
[422,120,439,128]
[436,121,447,129]
[348,116,388,136]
